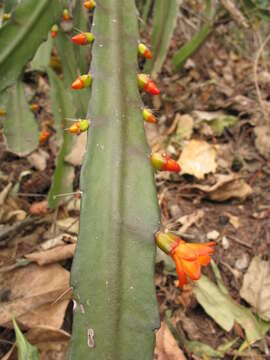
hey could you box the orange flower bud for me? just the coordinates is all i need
[137,74,160,95]
[142,108,156,124]
[51,24,59,39]
[138,43,152,60]
[62,9,70,21]
[83,0,96,10]
[29,104,39,113]
[67,119,90,135]
[39,130,50,143]
[151,153,180,173]
[3,13,10,21]
[72,32,95,45]
[72,74,92,90]
[156,231,215,288]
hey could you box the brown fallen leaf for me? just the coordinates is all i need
[65,131,87,166]
[178,140,217,179]
[0,263,71,329]
[25,244,76,266]
[3,326,71,360]
[154,322,186,360]
[254,125,270,160]
[193,174,252,201]
[177,210,204,233]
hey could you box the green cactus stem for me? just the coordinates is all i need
[69,0,160,358]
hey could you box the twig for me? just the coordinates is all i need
[254,33,270,121]
[221,0,249,28]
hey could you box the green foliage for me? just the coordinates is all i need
[0,0,61,91]
[30,36,53,72]
[3,81,39,156]
[12,318,40,360]
[145,0,179,75]
[47,68,75,209]
[69,0,160,358]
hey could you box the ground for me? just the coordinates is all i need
[0,1,270,359]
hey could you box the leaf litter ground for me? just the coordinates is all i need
[0,1,270,359]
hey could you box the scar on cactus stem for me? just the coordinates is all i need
[72,74,92,90]
[83,0,96,10]
[51,24,59,39]
[62,9,70,21]
[151,152,180,172]
[138,74,160,95]
[142,108,156,124]
[138,43,152,60]
[39,130,50,144]
[65,119,90,135]
[156,231,216,288]
[72,32,95,46]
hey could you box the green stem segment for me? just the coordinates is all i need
[69,1,160,358]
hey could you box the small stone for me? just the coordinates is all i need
[222,236,229,250]
[169,204,181,218]
[235,254,249,270]
[207,230,220,241]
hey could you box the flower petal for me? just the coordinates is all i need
[180,258,201,280]
[173,243,197,261]
[198,254,211,266]
[172,254,188,288]
[188,242,215,257]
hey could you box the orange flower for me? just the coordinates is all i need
[156,231,215,288]
[84,0,96,10]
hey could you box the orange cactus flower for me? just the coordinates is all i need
[72,32,95,45]
[51,24,59,39]
[156,231,215,288]
[62,9,70,21]
[138,43,152,60]
[39,130,50,144]
[151,152,180,173]
[142,108,156,123]
[84,0,96,10]
[72,74,92,90]
[138,74,160,95]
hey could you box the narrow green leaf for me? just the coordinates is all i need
[142,0,152,24]
[47,68,75,209]
[172,22,211,71]
[54,30,89,118]
[30,35,53,72]
[145,0,179,75]
[3,81,39,156]
[73,0,89,74]
[194,271,270,343]
[69,0,160,358]
[12,318,40,360]
[0,0,61,92]
[3,0,18,13]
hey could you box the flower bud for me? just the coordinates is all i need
[151,153,180,172]
[83,0,96,10]
[72,74,92,90]
[72,32,95,45]
[51,24,59,39]
[142,108,156,124]
[137,74,160,95]
[138,43,152,60]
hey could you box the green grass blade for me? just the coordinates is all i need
[172,22,211,72]
[3,81,39,156]
[47,68,76,209]
[12,318,40,360]
[69,0,160,358]
[0,0,61,92]
[145,0,179,75]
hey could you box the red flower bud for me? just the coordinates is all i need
[72,32,94,45]
[137,74,160,95]
[142,108,156,124]
[71,74,92,90]
[29,104,39,113]
[62,9,70,21]
[51,24,59,39]
[151,153,180,173]
[39,130,50,144]
[138,43,152,60]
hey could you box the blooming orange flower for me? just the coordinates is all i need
[156,231,215,288]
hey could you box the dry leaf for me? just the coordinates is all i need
[25,244,76,266]
[57,217,79,234]
[155,322,186,360]
[224,212,240,229]
[40,233,77,250]
[0,263,70,329]
[177,210,204,233]
[178,140,217,179]
[65,131,87,166]
[254,125,270,160]
[3,326,70,360]
[193,174,252,201]
[176,114,194,141]
[240,257,270,321]
[27,149,49,171]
